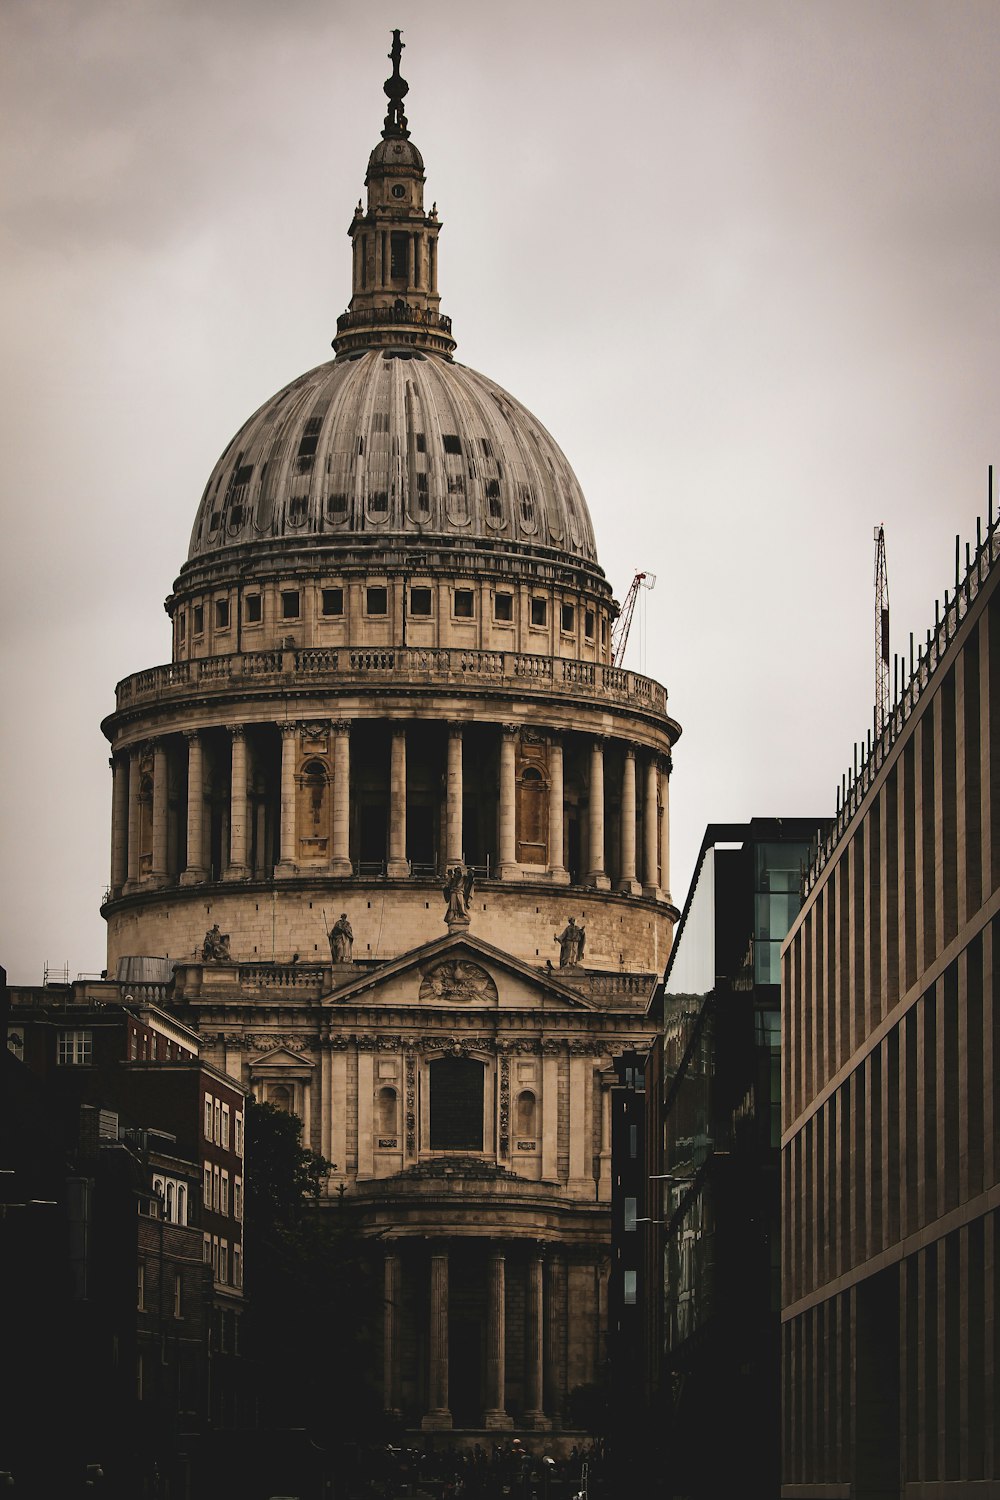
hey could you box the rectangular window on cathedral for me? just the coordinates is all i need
[410,587,432,617]
[494,592,513,622]
[366,587,388,616]
[585,610,595,639]
[215,598,230,630]
[453,589,474,618]
[561,603,575,634]
[245,593,262,624]
[281,590,300,620]
[193,605,204,635]
[322,587,344,617]
[390,232,408,279]
[429,1055,484,1151]
[530,597,547,628]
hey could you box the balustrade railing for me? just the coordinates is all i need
[115,644,669,715]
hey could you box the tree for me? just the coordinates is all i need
[245,1102,383,1448]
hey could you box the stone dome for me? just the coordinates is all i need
[368,135,424,173]
[187,349,600,565]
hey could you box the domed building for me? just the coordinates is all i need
[101,33,680,1435]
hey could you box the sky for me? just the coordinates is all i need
[0,0,996,984]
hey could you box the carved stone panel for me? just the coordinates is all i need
[418,958,498,1004]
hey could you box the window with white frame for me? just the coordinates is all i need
[214,1099,221,1144]
[213,1165,220,1211]
[233,1244,242,1288]
[203,1163,212,1205]
[221,1171,229,1217]
[203,1234,211,1264]
[204,1096,213,1140]
[221,1103,230,1149]
[235,1112,244,1156]
[219,1241,229,1284]
[57,1030,93,1066]
[234,1177,242,1221]
[212,1236,219,1275]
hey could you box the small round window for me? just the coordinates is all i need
[391,184,406,199]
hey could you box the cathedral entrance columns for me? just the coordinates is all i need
[547,736,570,884]
[225,724,249,880]
[498,725,518,879]
[484,1250,513,1429]
[422,1248,452,1429]
[383,1249,401,1417]
[446,723,463,866]
[617,746,641,895]
[388,725,409,877]
[643,753,660,898]
[586,737,611,890]
[544,1251,568,1426]
[523,1249,549,1428]
[331,720,352,875]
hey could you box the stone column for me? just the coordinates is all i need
[547,735,569,884]
[387,726,409,877]
[225,724,250,879]
[150,738,169,881]
[484,1250,512,1428]
[109,756,128,893]
[422,1249,452,1429]
[446,723,464,867]
[544,1251,567,1425]
[586,738,611,889]
[660,756,672,902]
[499,725,518,879]
[126,747,141,886]
[331,719,352,876]
[276,723,298,874]
[523,1250,549,1428]
[618,746,641,894]
[643,754,660,898]
[181,731,207,884]
[383,1249,401,1416]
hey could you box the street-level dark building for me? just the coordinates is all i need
[2,977,250,1498]
[639,818,824,1499]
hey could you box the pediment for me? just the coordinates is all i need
[246,1043,316,1071]
[322,932,598,1012]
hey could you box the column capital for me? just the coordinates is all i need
[183,727,202,744]
[591,734,609,751]
[331,718,352,735]
[146,736,163,754]
[447,720,464,738]
[280,721,299,740]
[622,743,636,761]
[226,722,245,739]
[501,722,520,740]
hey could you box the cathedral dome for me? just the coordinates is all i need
[187,349,599,565]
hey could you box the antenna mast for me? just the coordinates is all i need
[874,524,889,734]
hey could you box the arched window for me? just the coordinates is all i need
[517,763,548,865]
[377,1087,398,1139]
[270,1083,292,1113]
[516,1090,536,1139]
[165,1181,175,1222]
[429,1055,484,1151]
[177,1184,188,1225]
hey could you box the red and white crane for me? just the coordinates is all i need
[611,570,656,668]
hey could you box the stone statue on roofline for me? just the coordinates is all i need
[555,917,585,968]
[443,865,475,926]
[201,924,231,962]
[328,912,354,964]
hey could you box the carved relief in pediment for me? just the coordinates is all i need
[418,958,498,1004]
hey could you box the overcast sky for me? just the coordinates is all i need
[1,0,996,983]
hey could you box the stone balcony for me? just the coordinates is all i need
[113,645,670,718]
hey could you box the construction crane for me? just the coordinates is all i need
[611,570,656,668]
[874,524,890,734]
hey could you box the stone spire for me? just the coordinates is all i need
[333,30,456,358]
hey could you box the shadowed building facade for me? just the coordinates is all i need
[98,34,680,1435]
[781,499,999,1496]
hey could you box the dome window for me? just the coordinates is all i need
[228,504,245,531]
[561,603,575,634]
[281,590,300,621]
[288,496,308,525]
[369,490,389,515]
[327,493,349,520]
[193,605,205,636]
[414,432,426,453]
[409,587,432,617]
[390,232,409,279]
[245,594,262,625]
[442,433,462,455]
[494,592,513,623]
[414,472,430,514]
[485,478,504,524]
[296,418,321,474]
[177,611,186,642]
[366,587,388,617]
[453,589,474,619]
[215,599,230,630]
[530,598,547,628]
[321,588,344,617]
[519,484,536,526]
[480,437,494,458]
[585,610,596,639]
